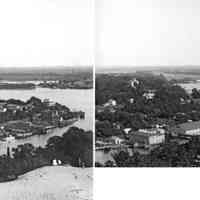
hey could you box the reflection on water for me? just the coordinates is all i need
[0,88,93,155]
[95,150,115,164]
[95,148,133,165]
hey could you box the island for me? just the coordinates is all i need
[0,96,85,140]
[38,79,93,89]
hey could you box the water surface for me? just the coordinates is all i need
[0,87,93,155]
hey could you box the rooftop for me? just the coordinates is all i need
[178,121,200,131]
[131,128,165,137]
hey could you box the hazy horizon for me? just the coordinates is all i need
[96,65,200,73]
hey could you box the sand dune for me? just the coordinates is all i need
[0,166,92,200]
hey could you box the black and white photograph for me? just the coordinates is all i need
[0,1,93,200]
[2,0,200,199]
[95,0,200,168]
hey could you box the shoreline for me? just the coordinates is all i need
[0,81,93,90]
[0,118,78,141]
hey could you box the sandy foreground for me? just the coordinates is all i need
[0,166,93,200]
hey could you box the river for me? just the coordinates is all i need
[0,87,93,155]
[95,150,116,164]
[95,148,134,165]
[179,81,200,93]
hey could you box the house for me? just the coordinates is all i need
[129,98,134,104]
[143,90,156,100]
[6,104,22,111]
[43,98,50,106]
[96,105,105,113]
[110,136,125,145]
[0,107,7,113]
[96,140,108,147]
[43,98,55,107]
[15,131,33,138]
[172,121,200,136]
[113,122,121,129]
[129,128,165,148]
[103,99,117,107]
[124,128,132,134]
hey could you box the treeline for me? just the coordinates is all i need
[0,96,81,124]
[96,73,168,105]
[96,73,200,138]
[96,136,200,167]
[0,126,93,182]
[0,83,35,90]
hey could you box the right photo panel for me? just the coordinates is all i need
[95,0,200,167]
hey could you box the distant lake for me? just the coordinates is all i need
[0,87,93,155]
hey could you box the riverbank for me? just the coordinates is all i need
[0,96,85,141]
[0,166,92,200]
[0,126,93,181]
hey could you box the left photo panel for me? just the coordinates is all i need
[0,1,93,200]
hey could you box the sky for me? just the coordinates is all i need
[96,0,200,67]
[0,0,92,67]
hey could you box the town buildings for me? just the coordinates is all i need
[103,99,117,107]
[129,128,165,148]
[172,121,200,136]
[143,90,156,100]
[110,136,125,145]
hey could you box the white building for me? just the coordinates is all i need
[124,128,132,134]
[104,99,117,107]
[176,121,200,136]
[143,91,155,100]
[110,136,124,145]
[129,98,134,104]
[130,128,165,147]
